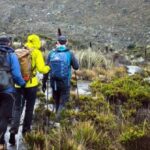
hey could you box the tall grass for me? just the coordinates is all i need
[75,48,111,69]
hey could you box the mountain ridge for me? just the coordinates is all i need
[0,0,150,49]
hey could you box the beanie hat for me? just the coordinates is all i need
[0,36,11,45]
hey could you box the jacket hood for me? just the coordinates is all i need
[56,45,68,52]
[0,45,14,52]
[24,34,41,50]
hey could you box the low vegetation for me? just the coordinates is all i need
[17,42,150,150]
[23,61,150,150]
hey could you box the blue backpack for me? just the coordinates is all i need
[49,50,71,81]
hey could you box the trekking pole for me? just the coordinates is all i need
[46,79,49,110]
[74,71,79,104]
[45,79,49,131]
[58,28,62,36]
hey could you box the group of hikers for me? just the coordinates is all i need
[0,33,79,149]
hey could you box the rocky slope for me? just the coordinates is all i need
[0,0,150,49]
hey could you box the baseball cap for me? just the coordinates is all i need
[57,35,67,44]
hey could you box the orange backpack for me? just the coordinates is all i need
[15,48,34,81]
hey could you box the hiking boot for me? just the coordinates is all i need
[9,133,15,145]
[22,128,30,134]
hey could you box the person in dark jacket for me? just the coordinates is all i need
[42,35,79,121]
[0,36,25,149]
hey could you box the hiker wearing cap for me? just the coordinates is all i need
[9,34,50,145]
[0,36,25,149]
[42,35,79,121]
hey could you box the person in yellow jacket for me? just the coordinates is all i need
[9,34,50,145]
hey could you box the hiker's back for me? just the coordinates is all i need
[15,34,50,88]
[50,50,71,80]
[49,49,71,88]
[0,36,25,93]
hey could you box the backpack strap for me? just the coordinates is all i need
[7,53,11,73]
[29,53,36,83]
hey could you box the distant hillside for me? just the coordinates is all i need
[0,0,150,49]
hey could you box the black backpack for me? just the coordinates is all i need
[0,51,13,91]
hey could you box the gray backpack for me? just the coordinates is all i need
[0,51,13,91]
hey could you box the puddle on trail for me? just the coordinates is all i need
[45,80,91,97]
[126,65,142,75]
[5,107,27,150]
[75,80,91,95]
[5,126,26,150]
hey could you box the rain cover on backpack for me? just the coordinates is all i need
[15,48,32,81]
[0,51,13,91]
[49,51,71,81]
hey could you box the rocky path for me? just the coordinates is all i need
[5,106,27,150]
[5,126,27,150]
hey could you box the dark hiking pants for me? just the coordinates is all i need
[0,93,15,144]
[52,86,70,121]
[10,87,37,134]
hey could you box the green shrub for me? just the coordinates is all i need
[120,126,144,143]
[25,131,46,150]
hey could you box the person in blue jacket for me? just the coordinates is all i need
[0,36,25,149]
[42,35,79,121]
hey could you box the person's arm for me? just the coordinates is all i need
[35,50,50,74]
[9,53,26,86]
[70,52,79,70]
[41,51,51,92]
